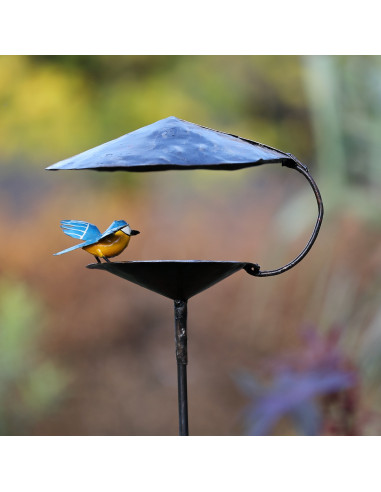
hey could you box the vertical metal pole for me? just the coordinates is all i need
[174,299,189,436]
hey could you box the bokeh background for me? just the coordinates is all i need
[1,55,381,435]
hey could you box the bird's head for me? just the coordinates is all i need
[121,224,140,236]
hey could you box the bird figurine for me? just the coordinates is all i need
[54,219,140,263]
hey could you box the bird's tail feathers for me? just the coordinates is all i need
[54,242,85,255]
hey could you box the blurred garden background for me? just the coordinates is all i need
[1,55,381,435]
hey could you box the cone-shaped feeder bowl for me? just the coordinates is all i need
[87,260,257,301]
[48,116,323,435]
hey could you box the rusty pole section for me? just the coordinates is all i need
[174,299,189,436]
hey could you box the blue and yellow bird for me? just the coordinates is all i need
[55,220,140,263]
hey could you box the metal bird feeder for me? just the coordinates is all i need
[47,116,324,436]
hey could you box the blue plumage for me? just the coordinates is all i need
[99,220,129,240]
[60,220,101,241]
[55,219,129,256]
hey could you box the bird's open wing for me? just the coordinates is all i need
[60,220,101,242]
[99,220,128,240]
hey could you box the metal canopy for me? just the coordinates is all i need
[46,116,296,172]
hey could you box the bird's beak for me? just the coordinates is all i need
[130,230,140,236]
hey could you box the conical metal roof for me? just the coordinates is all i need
[46,116,296,172]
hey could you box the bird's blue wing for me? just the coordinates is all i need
[60,220,101,241]
[54,239,94,256]
[99,220,128,240]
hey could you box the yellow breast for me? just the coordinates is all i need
[83,231,131,258]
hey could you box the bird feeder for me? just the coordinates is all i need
[47,116,324,435]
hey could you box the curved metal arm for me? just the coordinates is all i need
[244,158,324,277]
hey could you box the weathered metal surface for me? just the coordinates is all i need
[174,299,188,436]
[87,260,252,300]
[46,116,296,172]
[174,299,188,365]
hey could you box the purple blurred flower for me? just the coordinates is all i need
[234,327,357,435]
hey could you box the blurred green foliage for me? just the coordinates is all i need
[275,56,381,242]
[0,55,311,165]
[0,278,68,434]
[302,56,381,224]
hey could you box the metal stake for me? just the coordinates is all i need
[174,299,189,436]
